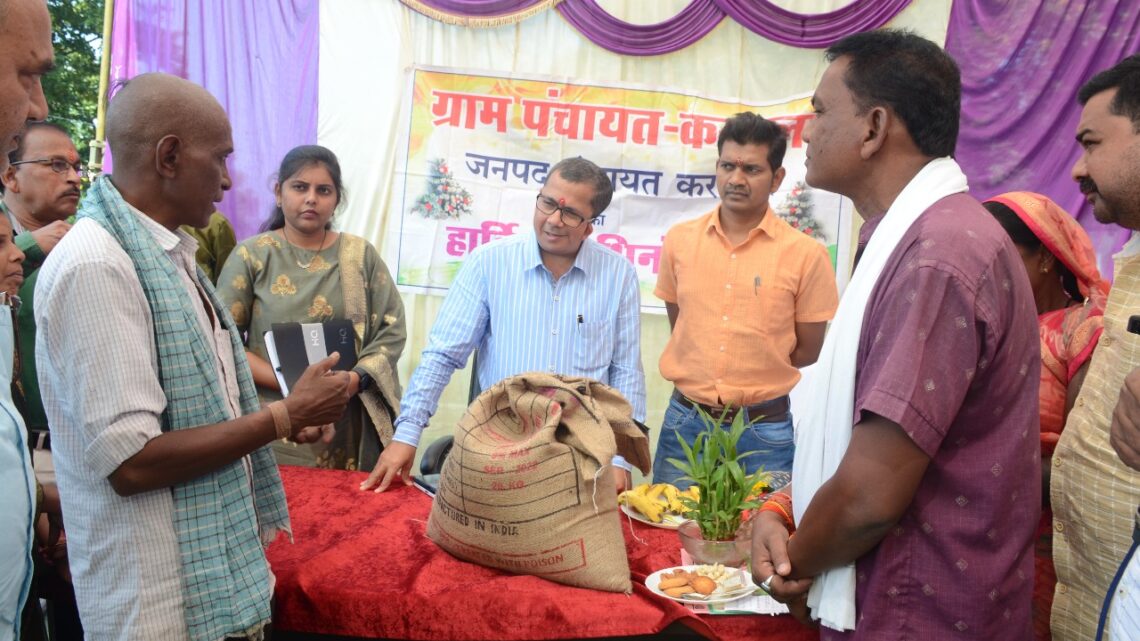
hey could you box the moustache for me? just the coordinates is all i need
[1079,178,1098,196]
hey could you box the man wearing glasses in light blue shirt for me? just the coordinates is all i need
[363,157,647,493]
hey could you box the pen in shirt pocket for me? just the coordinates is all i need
[577,314,584,331]
[753,276,761,296]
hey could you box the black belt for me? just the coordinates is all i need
[671,389,790,424]
[29,429,50,450]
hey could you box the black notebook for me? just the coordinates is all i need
[264,320,357,396]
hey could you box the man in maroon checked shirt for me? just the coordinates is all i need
[751,29,1039,641]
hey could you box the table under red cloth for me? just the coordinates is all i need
[268,466,818,641]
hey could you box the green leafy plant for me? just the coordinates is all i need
[668,407,770,541]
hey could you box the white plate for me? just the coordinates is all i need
[620,504,686,530]
[645,565,756,605]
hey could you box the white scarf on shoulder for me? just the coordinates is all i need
[791,157,968,631]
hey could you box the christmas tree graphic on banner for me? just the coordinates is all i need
[776,181,826,241]
[411,158,473,220]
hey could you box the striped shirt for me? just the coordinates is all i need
[35,211,247,641]
[394,232,645,447]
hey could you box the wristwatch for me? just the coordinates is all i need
[355,369,374,395]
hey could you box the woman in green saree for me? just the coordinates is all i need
[217,145,405,470]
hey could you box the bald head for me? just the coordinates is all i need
[104,73,234,230]
[106,73,231,171]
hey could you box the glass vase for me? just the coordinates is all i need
[677,519,750,568]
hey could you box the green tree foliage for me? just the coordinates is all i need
[43,0,102,161]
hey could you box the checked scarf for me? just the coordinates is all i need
[80,176,289,641]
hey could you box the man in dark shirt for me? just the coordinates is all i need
[1,121,80,475]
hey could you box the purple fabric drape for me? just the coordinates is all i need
[407,0,550,17]
[556,0,724,56]
[556,0,912,55]
[413,0,913,54]
[947,1,1140,278]
[716,0,912,48]
[109,0,320,241]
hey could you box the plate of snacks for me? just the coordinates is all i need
[618,483,697,529]
[645,564,756,605]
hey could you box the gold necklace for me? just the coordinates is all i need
[283,225,328,269]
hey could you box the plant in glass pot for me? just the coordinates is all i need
[668,407,771,567]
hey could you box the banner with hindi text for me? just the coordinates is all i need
[387,66,852,311]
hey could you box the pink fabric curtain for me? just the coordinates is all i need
[110,0,320,240]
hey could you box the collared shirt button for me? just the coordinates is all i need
[1054,520,1064,533]
[730,254,736,259]
[1058,584,1068,595]
[552,328,558,335]
[719,346,725,351]
[722,315,728,321]
[553,295,560,302]
[1054,456,1062,468]
[725,283,731,289]
[716,378,723,384]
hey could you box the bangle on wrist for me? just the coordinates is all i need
[760,491,795,533]
[269,401,291,440]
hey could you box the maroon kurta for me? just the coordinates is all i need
[825,193,1040,640]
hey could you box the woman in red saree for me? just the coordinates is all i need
[984,191,1109,641]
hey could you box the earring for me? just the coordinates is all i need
[1040,265,1049,274]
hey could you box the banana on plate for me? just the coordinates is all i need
[617,483,700,523]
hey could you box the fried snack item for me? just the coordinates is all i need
[657,574,691,590]
[663,585,692,597]
[689,575,717,596]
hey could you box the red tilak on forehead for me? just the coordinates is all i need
[558,197,566,206]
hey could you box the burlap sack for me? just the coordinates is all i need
[426,372,651,593]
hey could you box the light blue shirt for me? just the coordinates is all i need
[1111,522,1140,639]
[395,232,646,449]
[0,302,35,641]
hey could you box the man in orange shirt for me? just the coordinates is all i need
[653,112,838,485]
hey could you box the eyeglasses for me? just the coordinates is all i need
[535,194,591,229]
[11,157,86,179]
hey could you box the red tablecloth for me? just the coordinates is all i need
[268,466,817,641]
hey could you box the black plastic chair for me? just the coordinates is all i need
[418,435,453,476]
[418,350,480,476]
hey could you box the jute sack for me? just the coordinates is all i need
[426,372,651,592]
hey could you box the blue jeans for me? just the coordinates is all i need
[652,396,795,489]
